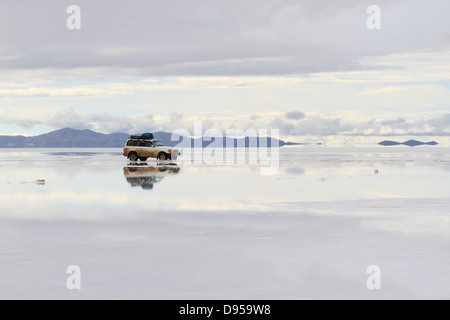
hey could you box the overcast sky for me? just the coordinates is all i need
[0,0,449,140]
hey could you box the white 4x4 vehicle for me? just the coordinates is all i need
[123,138,181,162]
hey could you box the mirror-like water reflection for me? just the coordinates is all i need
[124,163,181,190]
[1,148,450,299]
[0,147,450,216]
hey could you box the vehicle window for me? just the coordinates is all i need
[139,141,146,146]
[153,140,164,147]
[145,142,154,147]
[127,140,138,146]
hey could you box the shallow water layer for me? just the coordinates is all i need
[0,147,450,299]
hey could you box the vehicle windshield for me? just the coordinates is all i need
[153,140,164,147]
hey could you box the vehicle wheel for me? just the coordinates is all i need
[128,152,138,161]
[158,152,168,161]
[139,157,148,162]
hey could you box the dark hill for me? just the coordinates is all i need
[379,140,438,147]
[0,128,129,148]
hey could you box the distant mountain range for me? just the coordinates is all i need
[0,128,130,148]
[378,140,439,147]
[0,128,301,148]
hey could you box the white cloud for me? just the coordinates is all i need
[0,86,129,98]
[0,116,42,129]
[359,86,406,95]
[0,0,449,77]
[3,109,450,139]
[0,1,448,138]
[305,49,450,85]
[285,111,305,120]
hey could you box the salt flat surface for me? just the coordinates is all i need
[0,147,449,299]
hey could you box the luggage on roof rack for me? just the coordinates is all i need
[141,132,154,139]
[129,132,154,140]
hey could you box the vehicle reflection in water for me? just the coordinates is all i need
[123,163,181,190]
